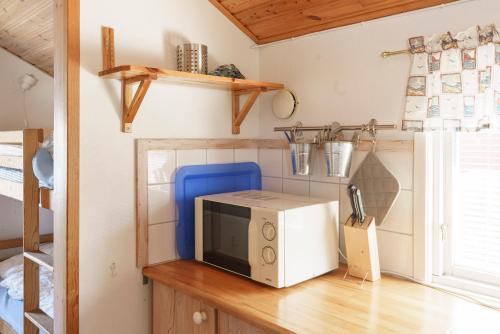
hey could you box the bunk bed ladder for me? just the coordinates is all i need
[23,129,54,334]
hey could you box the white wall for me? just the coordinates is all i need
[0,48,53,131]
[79,1,259,333]
[0,195,53,260]
[79,0,500,332]
[257,0,500,278]
[259,0,500,136]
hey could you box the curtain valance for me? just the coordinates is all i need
[403,25,500,132]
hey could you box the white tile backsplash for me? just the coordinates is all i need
[144,145,415,276]
[148,222,178,264]
[262,177,282,192]
[207,149,234,164]
[148,150,176,184]
[310,182,339,200]
[148,183,176,224]
[259,149,283,177]
[283,179,309,196]
[176,149,207,168]
[379,190,413,235]
[258,146,415,277]
[377,230,413,276]
[376,151,413,190]
[235,148,258,163]
[339,184,352,223]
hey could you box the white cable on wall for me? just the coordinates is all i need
[18,73,37,129]
[22,92,29,128]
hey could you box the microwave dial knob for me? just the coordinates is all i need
[262,222,276,241]
[262,246,276,264]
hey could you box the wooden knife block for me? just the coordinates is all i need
[344,216,381,282]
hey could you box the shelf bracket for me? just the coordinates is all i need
[101,26,284,134]
[102,26,157,132]
[121,75,156,132]
[232,88,263,134]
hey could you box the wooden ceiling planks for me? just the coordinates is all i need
[210,0,458,45]
[0,0,54,76]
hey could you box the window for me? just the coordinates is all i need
[434,132,500,297]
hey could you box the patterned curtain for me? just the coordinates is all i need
[403,25,500,132]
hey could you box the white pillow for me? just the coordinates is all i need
[0,253,23,279]
[0,243,53,278]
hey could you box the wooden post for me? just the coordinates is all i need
[23,129,43,334]
[232,92,240,134]
[101,26,115,70]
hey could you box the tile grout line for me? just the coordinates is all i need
[149,220,178,227]
[377,228,413,237]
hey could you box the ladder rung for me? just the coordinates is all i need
[25,309,54,334]
[24,251,54,272]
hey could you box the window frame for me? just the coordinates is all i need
[431,132,500,299]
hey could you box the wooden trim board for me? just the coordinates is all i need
[0,234,53,251]
[53,0,80,332]
[23,129,43,334]
[138,138,413,152]
[135,138,412,268]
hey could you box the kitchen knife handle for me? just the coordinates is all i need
[347,185,358,222]
[355,188,366,224]
[349,185,361,225]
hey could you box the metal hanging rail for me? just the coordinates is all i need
[274,120,397,135]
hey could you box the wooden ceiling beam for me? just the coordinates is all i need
[0,0,54,75]
[233,0,346,27]
[219,0,272,14]
[209,0,259,42]
[210,0,458,45]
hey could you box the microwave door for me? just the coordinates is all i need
[202,201,252,277]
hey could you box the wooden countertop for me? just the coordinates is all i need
[143,260,500,334]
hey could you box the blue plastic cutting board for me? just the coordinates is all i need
[175,162,262,259]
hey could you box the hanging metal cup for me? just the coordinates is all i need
[323,141,354,178]
[289,142,314,176]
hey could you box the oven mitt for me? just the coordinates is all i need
[350,152,400,225]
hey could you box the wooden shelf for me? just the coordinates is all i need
[25,310,54,334]
[24,251,54,272]
[99,65,283,91]
[98,27,284,133]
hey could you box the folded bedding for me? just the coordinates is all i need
[0,145,22,157]
[0,244,54,334]
[0,285,22,334]
[0,139,54,189]
[0,167,22,183]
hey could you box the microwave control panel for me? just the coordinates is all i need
[251,209,283,287]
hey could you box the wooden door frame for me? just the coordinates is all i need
[54,0,79,333]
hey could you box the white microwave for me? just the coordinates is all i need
[195,190,339,288]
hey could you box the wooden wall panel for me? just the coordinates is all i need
[210,0,457,45]
[0,0,54,75]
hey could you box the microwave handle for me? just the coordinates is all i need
[248,219,258,268]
